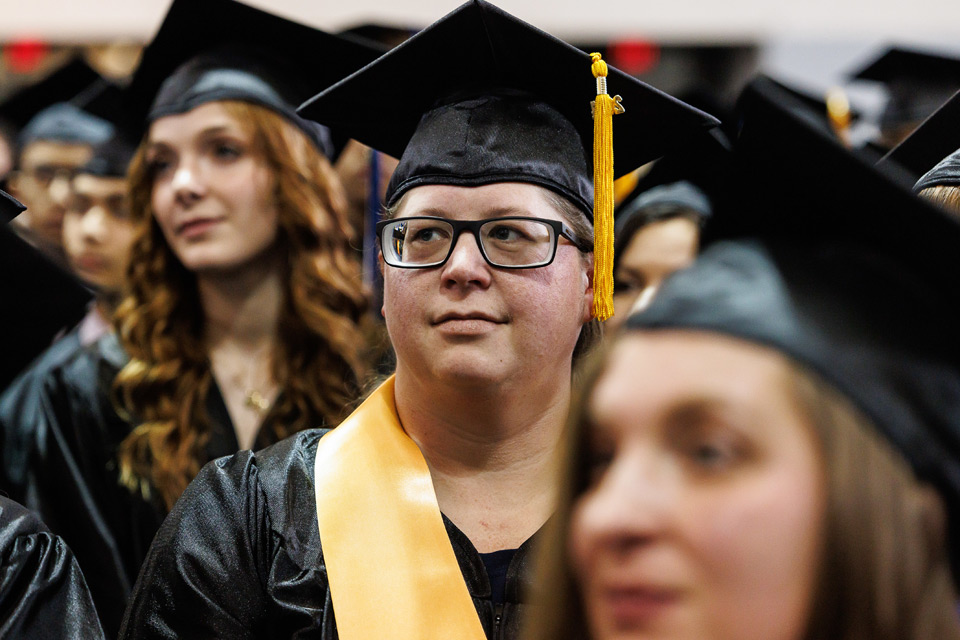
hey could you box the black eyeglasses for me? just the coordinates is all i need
[18,165,80,189]
[377,216,585,269]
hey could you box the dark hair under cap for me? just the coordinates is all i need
[628,75,960,580]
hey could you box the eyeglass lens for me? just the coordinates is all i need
[385,218,557,267]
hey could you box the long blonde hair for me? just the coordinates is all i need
[114,100,368,510]
[525,339,960,640]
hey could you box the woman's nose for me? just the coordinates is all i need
[574,447,676,551]
[441,231,492,288]
[171,160,205,205]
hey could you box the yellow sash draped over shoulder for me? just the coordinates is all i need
[314,376,487,640]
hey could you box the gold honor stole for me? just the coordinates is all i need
[313,375,487,640]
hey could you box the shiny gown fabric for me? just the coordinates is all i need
[119,430,539,640]
[0,497,105,639]
[7,333,302,638]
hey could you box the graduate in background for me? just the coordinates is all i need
[524,76,960,640]
[0,126,137,507]
[3,61,114,264]
[119,2,716,638]
[20,0,382,635]
[878,88,960,217]
[0,190,90,390]
[847,47,960,151]
[0,189,103,639]
[608,129,729,330]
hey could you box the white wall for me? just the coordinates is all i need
[1,0,959,42]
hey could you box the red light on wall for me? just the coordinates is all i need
[4,39,50,73]
[607,40,660,76]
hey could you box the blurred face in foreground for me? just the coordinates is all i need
[570,331,825,640]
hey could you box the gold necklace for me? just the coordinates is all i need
[213,344,276,416]
[245,389,271,413]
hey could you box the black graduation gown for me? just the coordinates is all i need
[18,333,303,638]
[0,496,105,640]
[119,430,540,640]
[1,325,83,503]
[0,223,91,391]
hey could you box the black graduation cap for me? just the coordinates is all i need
[298,0,719,218]
[74,81,138,178]
[879,89,960,190]
[627,75,960,575]
[0,58,102,135]
[615,127,730,220]
[125,0,386,156]
[914,149,960,193]
[0,190,92,389]
[849,46,960,132]
[1,188,25,223]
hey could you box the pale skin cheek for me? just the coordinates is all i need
[691,474,821,639]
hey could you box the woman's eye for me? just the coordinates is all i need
[212,143,242,160]
[489,225,520,241]
[412,227,446,243]
[684,435,743,472]
[585,449,614,486]
[147,157,173,178]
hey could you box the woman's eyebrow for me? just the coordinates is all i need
[406,206,534,218]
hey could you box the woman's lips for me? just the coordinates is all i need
[602,586,682,625]
[73,253,109,271]
[177,217,222,238]
[432,313,507,335]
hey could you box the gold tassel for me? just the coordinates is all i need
[590,52,624,321]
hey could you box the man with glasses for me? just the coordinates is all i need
[6,103,113,264]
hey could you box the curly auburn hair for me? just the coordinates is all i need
[114,100,368,510]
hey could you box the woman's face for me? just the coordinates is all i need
[571,331,825,640]
[611,216,699,331]
[382,182,593,390]
[145,102,279,274]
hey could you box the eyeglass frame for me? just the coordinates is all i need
[376,215,588,269]
[13,165,81,190]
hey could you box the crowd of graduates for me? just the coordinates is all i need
[1,1,960,639]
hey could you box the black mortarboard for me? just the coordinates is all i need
[1,190,92,389]
[849,47,960,131]
[126,0,386,156]
[914,149,960,193]
[74,81,138,178]
[1,188,25,223]
[299,0,718,217]
[16,103,114,150]
[299,0,717,321]
[627,75,960,575]
[879,89,960,190]
[1,58,114,151]
[0,59,101,135]
[615,127,730,221]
